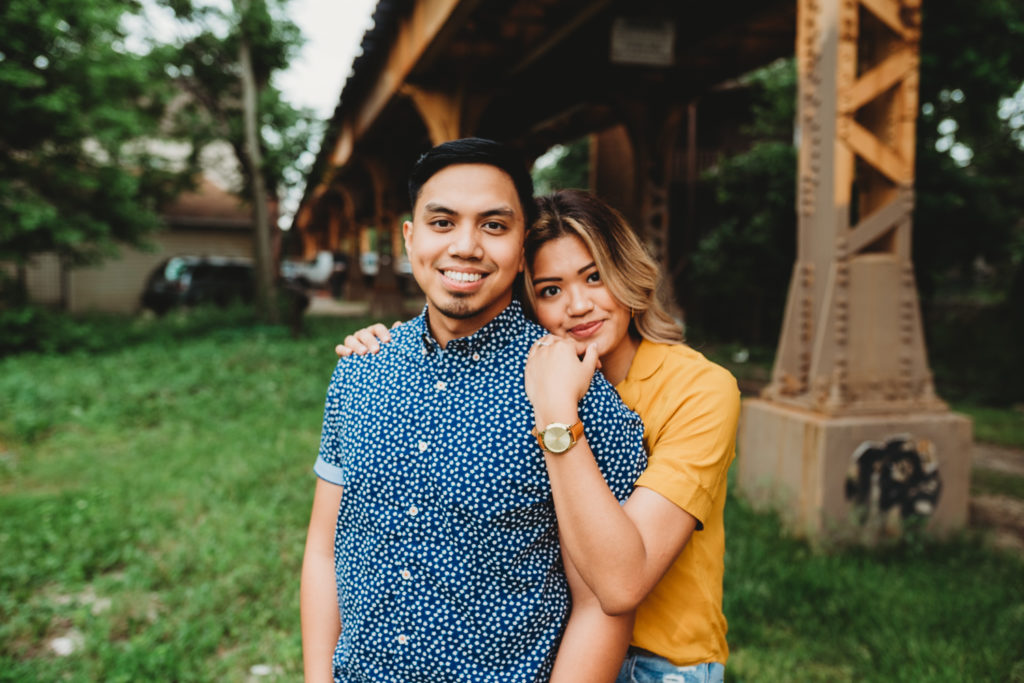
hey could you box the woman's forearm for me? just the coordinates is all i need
[525,338,697,614]
[533,406,697,614]
[537,425,652,613]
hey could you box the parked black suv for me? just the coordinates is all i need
[141,256,254,315]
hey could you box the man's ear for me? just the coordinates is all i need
[402,220,413,252]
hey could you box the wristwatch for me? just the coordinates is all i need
[532,420,584,454]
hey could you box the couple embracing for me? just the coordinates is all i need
[301,138,739,683]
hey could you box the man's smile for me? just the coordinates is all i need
[441,269,484,284]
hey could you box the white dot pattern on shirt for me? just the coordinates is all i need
[314,302,646,683]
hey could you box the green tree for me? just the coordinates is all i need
[915,0,1024,303]
[0,0,181,287]
[157,0,315,322]
[687,60,797,345]
[685,4,1024,401]
[532,137,591,195]
[911,1,1024,402]
[689,142,796,345]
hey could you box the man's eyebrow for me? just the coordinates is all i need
[480,206,516,218]
[423,202,456,214]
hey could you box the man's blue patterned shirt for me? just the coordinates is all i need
[314,301,646,682]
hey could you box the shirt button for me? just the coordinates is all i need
[397,634,409,645]
[471,352,480,361]
[400,569,412,580]
[418,440,428,452]
[407,506,419,516]
[434,380,447,391]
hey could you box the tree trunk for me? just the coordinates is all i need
[237,0,277,323]
[59,252,71,312]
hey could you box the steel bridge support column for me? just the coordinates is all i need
[334,186,368,302]
[738,0,971,540]
[591,125,638,235]
[621,103,686,314]
[365,158,407,319]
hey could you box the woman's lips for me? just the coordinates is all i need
[569,320,603,338]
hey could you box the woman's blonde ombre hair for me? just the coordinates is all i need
[524,189,684,345]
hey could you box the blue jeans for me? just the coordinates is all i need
[616,647,725,683]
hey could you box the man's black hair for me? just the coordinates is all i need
[407,138,537,229]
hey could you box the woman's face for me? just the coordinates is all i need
[530,235,633,363]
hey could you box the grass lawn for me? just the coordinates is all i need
[1,312,1022,681]
[954,403,1024,450]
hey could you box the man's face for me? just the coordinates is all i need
[403,163,526,343]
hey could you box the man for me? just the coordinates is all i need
[300,138,646,682]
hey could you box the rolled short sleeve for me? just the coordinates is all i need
[633,363,740,528]
[313,360,347,486]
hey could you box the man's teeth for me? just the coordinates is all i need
[444,271,482,283]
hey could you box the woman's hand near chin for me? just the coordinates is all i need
[524,335,599,424]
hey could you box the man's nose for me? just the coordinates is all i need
[447,224,483,259]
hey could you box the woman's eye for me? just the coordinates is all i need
[482,221,506,232]
[538,286,560,298]
[586,270,601,283]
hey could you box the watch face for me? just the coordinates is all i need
[543,424,572,453]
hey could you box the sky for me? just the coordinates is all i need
[273,0,378,226]
[274,0,378,121]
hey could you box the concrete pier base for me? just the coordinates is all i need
[738,399,973,540]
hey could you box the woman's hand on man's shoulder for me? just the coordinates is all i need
[335,321,400,357]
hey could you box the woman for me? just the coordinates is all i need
[338,189,739,682]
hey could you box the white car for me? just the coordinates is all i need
[281,251,342,288]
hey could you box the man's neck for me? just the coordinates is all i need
[426,306,504,349]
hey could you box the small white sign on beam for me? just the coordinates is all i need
[610,17,675,67]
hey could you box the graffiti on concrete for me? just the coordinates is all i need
[845,435,942,525]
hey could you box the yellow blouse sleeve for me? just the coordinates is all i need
[633,359,740,529]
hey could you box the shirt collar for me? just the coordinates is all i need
[621,338,669,383]
[411,299,527,359]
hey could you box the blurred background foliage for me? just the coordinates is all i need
[0,0,180,268]
[0,0,315,332]
[684,1,1024,405]
[2,0,1023,393]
